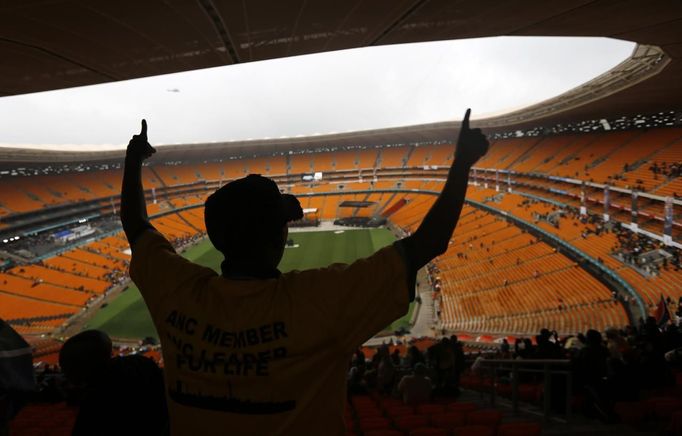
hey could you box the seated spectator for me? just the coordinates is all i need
[500,338,511,356]
[605,328,629,360]
[535,329,562,359]
[391,348,402,366]
[405,345,425,369]
[398,363,433,405]
[347,365,366,395]
[377,352,396,395]
[59,330,169,436]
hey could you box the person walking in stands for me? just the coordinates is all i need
[120,109,488,435]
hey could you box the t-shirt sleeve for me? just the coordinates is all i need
[129,228,212,316]
[293,241,413,353]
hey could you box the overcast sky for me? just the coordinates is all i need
[0,36,634,151]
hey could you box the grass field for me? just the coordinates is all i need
[86,228,414,340]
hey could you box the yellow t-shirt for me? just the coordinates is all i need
[130,229,410,436]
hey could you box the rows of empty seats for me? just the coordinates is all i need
[389,197,627,335]
[0,205,208,329]
[0,272,91,306]
[468,187,682,308]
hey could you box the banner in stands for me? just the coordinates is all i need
[664,196,674,240]
[631,191,639,224]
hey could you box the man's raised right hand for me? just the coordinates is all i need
[454,109,489,167]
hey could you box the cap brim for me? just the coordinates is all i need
[282,194,303,222]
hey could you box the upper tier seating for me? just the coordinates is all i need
[1,128,681,217]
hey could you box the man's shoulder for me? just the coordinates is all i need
[280,262,349,280]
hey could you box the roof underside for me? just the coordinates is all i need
[1,0,682,164]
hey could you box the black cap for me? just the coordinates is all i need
[204,174,303,253]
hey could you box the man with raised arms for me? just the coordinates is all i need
[120,109,488,435]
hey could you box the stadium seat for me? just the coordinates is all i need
[410,429,448,436]
[394,415,430,431]
[497,422,542,436]
[614,401,646,426]
[430,412,466,430]
[466,410,503,426]
[359,417,391,432]
[416,404,446,415]
[453,425,496,436]
[646,397,682,420]
[384,405,415,418]
[446,402,478,413]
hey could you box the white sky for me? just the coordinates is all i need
[0,36,634,151]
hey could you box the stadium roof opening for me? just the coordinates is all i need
[0,36,634,151]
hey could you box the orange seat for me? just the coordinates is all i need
[359,417,391,432]
[416,404,445,415]
[394,415,429,431]
[385,405,414,417]
[614,401,646,426]
[466,410,503,426]
[646,397,682,419]
[365,431,402,436]
[453,425,496,436]
[410,429,448,436]
[497,422,542,436]
[431,412,466,429]
[447,402,477,413]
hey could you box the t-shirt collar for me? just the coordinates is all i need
[220,260,281,280]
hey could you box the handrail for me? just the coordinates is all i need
[481,359,570,365]
[476,358,572,421]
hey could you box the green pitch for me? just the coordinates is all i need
[85,228,414,340]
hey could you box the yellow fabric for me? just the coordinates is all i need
[130,229,409,436]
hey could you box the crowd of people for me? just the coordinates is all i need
[611,224,682,276]
[355,319,682,426]
[6,318,682,431]
[342,315,682,425]
[347,336,467,404]
[466,318,682,422]
[650,161,682,181]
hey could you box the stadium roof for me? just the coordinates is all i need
[1,0,681,164]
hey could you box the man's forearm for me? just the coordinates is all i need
[120,155,151,245]
[406,160,471,268]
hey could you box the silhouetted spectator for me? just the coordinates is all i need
[398,363,432,405]
[59,330,168,436]
[119,114,488,434]
[405,345,425,369]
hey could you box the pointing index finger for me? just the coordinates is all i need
[461,108,471,131]
[140,119,147,140]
